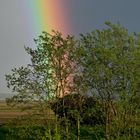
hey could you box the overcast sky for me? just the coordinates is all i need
[1,0,140,96]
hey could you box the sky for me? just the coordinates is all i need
[1,0,140,98]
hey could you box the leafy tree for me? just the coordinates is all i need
[5,31,76,103]
[5,31,76,139]
[76,21,140,139]
[5,22,140,139]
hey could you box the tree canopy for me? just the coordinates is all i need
[5,22,140,139]
[6,31,76,103]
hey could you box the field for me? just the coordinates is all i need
[0,100,55,126]
[0,101,28,139]
[0,101,56,139]
[0,101,27,125]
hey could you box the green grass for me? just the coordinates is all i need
[0,101,27,125]
[0,127,8,140]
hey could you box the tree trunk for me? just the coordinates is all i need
[77,116,80,140]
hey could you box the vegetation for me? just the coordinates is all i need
[1,22,140,139]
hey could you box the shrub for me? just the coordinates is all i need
[49,94,105,126]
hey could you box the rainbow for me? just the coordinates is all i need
[23,0,71,36]
[21,1,73,97]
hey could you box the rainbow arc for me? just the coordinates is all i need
[25,0,71,36]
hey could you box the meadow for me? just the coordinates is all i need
[0,101,26,139]
[0,101,26,125]
[0,100,55,139]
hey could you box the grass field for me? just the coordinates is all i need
[0,100,55,125]
[0,101,55,139]
[0,101,27,124]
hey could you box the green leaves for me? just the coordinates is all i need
[75,21,140,138]
[5,22,140,139]
[5,31,76,104]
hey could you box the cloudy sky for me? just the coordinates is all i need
[1,0,140,97]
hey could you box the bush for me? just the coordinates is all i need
[49,94,105,126]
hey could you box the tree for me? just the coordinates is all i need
[5,22,140,139]
[75,21,140,139]
[5,31,77,139]
[5,31,76,103]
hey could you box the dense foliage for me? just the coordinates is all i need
[49,94,105,126]
[4,22,140,139]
